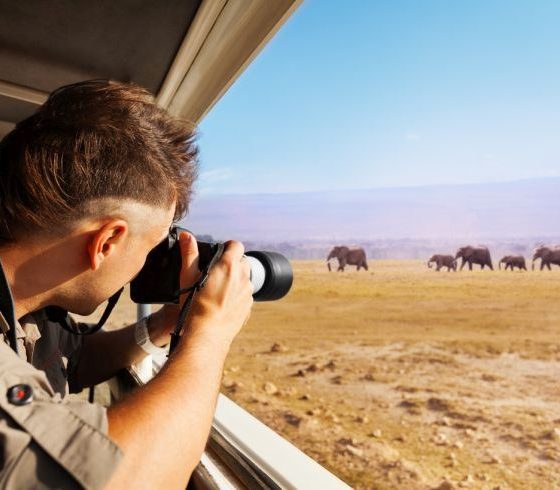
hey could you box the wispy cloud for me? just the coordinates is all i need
[199,168,233,183]
[405,132,421,141]
[196,167,234,195]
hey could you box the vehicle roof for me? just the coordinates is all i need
[0,0,301,137]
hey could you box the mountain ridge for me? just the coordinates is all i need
[183,177,560,242]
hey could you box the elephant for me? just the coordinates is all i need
[455,245,493,271]
[427,254,456,271]
[499,255,526,271]
[532,246,560,270]
[327,246,368,271]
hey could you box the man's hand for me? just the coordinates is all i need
[177,232,253,347]
[147,231,253,348]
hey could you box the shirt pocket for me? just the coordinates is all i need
[0,420,32,486]
[1,428,79,489]
[1,392,121,489]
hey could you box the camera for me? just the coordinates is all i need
[130,227,293,304]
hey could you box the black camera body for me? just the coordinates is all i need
[130,227,293,304]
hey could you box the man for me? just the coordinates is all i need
[0,80,253,488]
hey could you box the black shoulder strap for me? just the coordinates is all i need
[0,257,19,355]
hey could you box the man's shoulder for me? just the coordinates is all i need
[0,335,122,489]
[0,339,56,396]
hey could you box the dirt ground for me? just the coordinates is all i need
[222,260,560,489]
[86,260,560,489]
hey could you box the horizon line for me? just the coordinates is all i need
[194,175,560,198]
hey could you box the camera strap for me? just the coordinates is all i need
[45,287,124,336]
[169,242,225,354]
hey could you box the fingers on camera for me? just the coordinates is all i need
[244,266,252,284]
[222,240,245,265]
[220,242,252,294]
[179,231,198,255]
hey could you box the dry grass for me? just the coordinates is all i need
[222,260,560,489]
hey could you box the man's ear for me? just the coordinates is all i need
[87,220,128,271]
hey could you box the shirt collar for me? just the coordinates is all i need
[0,309,42,343]
[20,313,42,344]
[0,309,25,339]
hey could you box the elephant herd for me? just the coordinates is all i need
[427,245,560,272]
[326,245,560,272]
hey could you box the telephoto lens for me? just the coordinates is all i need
[244,251,293,301]
[130,227,293,304]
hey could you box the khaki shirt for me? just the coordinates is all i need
[0,310,122,489]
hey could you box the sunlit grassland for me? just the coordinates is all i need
[224,260,560,489]
[234,260,560,358]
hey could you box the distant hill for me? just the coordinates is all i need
[182,178,560,245]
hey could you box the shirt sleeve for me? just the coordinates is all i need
[0,341,122,489]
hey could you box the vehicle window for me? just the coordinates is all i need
[182,2,560,489]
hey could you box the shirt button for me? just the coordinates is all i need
[7,384,34,406]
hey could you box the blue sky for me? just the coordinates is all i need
[197,0,560,195]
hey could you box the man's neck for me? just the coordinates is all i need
[0,245,55,320]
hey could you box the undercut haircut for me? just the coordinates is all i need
[0,79,198,243]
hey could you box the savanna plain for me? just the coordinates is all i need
[89,260,560,489]
[223,260,560,489]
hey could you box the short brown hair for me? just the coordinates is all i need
[0,79,198,243]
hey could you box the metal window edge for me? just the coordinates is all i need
[160,0,303,123]
[109,367,350,489]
